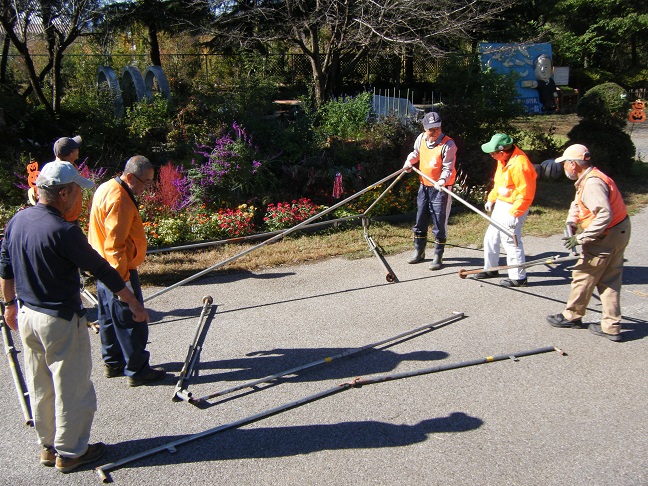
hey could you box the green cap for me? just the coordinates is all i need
[481,133,514,153]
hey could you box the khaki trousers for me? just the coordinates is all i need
[19,306,97,458]
[563,217,631,333]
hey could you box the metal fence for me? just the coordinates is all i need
[4,51,443,90]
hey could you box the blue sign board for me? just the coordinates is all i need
[479,43,554,114]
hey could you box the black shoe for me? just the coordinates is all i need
[127,368,167,387]
[471,271,499,279]
[588,323,622,342]
[104,363,125,378]
[499,278,527,288]
[546,313,584,328]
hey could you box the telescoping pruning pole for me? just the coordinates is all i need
[458,254,581,279]
[172,296,217,402]
[1,306,33,427]
[410,166,518,246]
[143,168,408,303]
[188,312,465,405]
[96,345,565,482]
[360,170,407,283]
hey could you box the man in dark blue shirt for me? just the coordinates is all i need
[0,161,148,473]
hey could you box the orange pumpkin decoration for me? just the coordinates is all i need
[27,161,40,205]
[629,99,646,123]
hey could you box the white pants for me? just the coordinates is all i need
[19,306,97,458]
[484,200,528,280]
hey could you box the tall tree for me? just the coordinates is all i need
[193,0,512,106]
[547,0,648,72]
[97,0,212,67]
[0,0,100,116]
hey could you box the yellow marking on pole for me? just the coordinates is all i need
[325,357,333,363]
[485,356,494,362]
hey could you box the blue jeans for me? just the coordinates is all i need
[96,270,151,377]
[413,184,452,243]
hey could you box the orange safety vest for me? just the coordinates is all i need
[418,135,456,186]
[575,168,627,229]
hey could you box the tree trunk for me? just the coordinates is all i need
[149,23,162,66]
[52,47,63,114]
[1,34,9,83]
[404,46,414,86]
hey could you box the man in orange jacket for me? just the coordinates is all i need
[88,155,167,386]
[474,133,537,287]
[546,144,631,341]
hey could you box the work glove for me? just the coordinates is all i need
[504,216,518,229]
[484,201,494,212]
[562,235,579,250]
[434,178,445,191]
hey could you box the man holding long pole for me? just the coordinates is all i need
[474,133,536,288]
[546,144,631,341]
[402,112,457,270]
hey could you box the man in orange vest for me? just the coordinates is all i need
[402,112,457,270]
[474,133,536,287]
[52,136,85,223]
[546,144,631,341]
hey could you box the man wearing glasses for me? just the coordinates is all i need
[88,155,167,386]
[546,144,631,341]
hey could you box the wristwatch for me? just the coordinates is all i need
[2,297,17,307]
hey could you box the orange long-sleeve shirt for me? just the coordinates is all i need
[88,178,147,281]
[487,146,537,217]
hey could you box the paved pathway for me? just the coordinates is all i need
[1,211,646,485]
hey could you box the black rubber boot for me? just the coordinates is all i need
[407,236,427,264]
[429,243,444,270]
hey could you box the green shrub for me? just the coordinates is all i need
[318,92,372,140]
[125,95,171,143]
[566,120,635,176]
[577,82,629,128]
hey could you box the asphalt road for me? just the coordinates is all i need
[1,201,646,485]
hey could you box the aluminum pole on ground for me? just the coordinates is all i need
[96,345,564,482]
[172,296,217,402]
[458,254,581,279]
[189,312,465,405]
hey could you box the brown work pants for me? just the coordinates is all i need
[563,217,631,334]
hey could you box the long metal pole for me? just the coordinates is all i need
[144,169,406,303]
[96,345,562,482]
[189,312,465,405]
[1,310,33,427]
[146,215,362,255]
[458,254,580,279]
[410,166,517,244]
[172,296,216,402]
[363,171,405,216]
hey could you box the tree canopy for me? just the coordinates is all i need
[196,0,512,105]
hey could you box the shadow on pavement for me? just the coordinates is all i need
[100,411,483,474]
